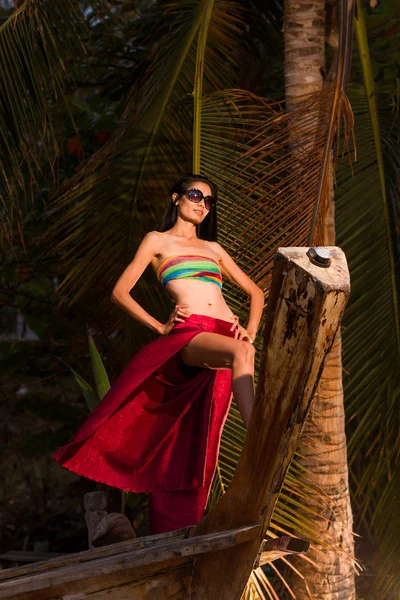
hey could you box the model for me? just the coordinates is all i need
[52,173,264,535]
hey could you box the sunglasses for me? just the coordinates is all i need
[184,188,215,211]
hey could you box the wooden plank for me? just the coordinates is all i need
[188,246,350,600]
[0,552,67,563]
[81,568,188,600]
[0,524,259,598]
[4,560,192,600]
[253,536,310,568]
[0,527,192,582]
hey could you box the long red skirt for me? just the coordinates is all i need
[52,313,235,534]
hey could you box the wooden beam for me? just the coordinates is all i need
[0,551,67,564]
[188,246,350,600]
[0,526,193,582]
[0,524,259,597]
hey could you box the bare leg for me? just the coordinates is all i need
[232,369,255,429]
[180,332,255,429]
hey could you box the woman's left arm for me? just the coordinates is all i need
[209,241,265,341]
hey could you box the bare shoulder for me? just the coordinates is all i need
[144,230,162,242]
[140,230,163,249]
[204,240,227,259]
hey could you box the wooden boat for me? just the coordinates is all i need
[0,246,350,600]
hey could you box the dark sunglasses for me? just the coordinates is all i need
[184,188,215,211]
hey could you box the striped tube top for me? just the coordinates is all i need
[157,254,223,290]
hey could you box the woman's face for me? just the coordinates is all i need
[173,181,213,223]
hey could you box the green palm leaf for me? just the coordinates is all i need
[54,355,99,412]
[88,331,111,400]
[5,1,383,596]
[331,2,400,591]
[42,2,355,596]
[0,0,109,248]
[56,332,111,411]
[336,86,400,600]
[72,368,100,413]
[42,0,248,349]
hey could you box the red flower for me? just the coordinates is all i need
[67,136,83,158]
[96,130,111,144]
[18,266,30,280]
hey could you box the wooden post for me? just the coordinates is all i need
[188,246,350,600]
[84,491,107,549]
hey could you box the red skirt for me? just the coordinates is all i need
[52,314,235,498]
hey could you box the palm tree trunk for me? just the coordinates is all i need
[284,1,356,598]
[291,166,356,598]
[284,0,325,102]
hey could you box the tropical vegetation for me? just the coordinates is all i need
[0,1,399,598]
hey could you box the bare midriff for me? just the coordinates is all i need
[159,278,235,321]
[150,234,236,322]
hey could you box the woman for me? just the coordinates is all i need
[53,174,264,535]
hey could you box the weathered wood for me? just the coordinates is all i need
[0,524,259,598]
[253,536,310,568]
[0,552,67,567]
[188,246,350,600]
[0,526,192,582]
[92,513,136,547]
[84,491,107,549]
[64,567,188,600]
[3,561,192,600]
[61,567,188,600]
[84,492,136,548]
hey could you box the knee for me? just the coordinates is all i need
[233,341,255,365]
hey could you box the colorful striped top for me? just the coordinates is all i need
[157,254,223,290]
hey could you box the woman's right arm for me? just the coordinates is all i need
[110,231,165,335]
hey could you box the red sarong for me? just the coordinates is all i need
[53,314,235,517]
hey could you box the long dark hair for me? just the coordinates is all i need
[156,174,218,241]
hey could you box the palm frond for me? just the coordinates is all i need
[39,1,356,597]
[0,0,108,248]
[335,81,400,600]
[193,0,213,172]
[42,0,249,349]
